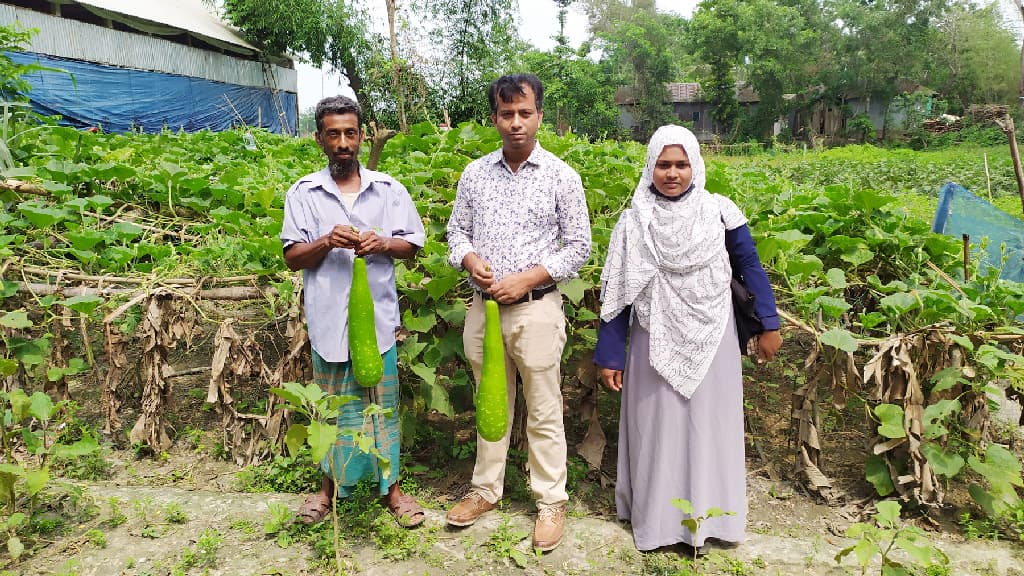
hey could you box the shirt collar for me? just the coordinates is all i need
[489,141,545,170]
[310,164,387,197]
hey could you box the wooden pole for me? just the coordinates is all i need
[991,113,1024,212]
[962,234,971,282]
[1008,120,1024,215]
[984,152,992,202]
[994,113,1024,214]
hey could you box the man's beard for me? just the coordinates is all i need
[329,156,359,179]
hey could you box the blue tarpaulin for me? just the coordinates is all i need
[932,182,1024,283]
[8,51,297,134]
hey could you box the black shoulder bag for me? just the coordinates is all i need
[730,276,763,355]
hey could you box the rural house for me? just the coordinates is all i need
[614,81,761,142]
[0,0,297,133]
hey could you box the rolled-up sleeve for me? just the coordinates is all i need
[390,182,426,247]
[446,170,476,270]
[538,172,591,282]
[726,224,780,331]
[281,184,312,249]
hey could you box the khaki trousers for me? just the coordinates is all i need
[464,290,568,507]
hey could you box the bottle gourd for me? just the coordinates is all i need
[348,257,383,387]
[476,299,508,442]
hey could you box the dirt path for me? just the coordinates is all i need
[22,457,1024,576]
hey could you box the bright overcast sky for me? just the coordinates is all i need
[296,0,698,111]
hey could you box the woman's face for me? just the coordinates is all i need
[652,144,692,197]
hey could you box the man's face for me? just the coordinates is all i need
[491,84,543,155]
[315,113,362,179]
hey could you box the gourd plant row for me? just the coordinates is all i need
[2,120,1023,534]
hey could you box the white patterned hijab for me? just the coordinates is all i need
[600,125,746,398]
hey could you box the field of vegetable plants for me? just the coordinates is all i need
[2,118,1024,574]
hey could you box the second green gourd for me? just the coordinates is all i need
[349,256,383,387]
[476,299,508,442]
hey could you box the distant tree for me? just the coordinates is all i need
[931,2,1020,112]
[688,0,742,137]
[221,0,385,123]
[597,10,680,141]
[413,0,523,124]
[521,47,622,140]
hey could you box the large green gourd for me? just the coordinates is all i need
[348,257,383,388]
[476,299,508,442]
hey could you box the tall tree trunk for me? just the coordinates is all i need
[1017,0,1024,104]
[385,0,408,133]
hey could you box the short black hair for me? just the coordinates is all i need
[315,96,362,132]
[488,74,544,114]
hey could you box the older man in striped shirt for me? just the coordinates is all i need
[445,73,592,552]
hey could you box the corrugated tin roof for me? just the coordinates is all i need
[7,5,296,90]
[72,0,258,54]
[615,82,760,105]
[668,83,702,102]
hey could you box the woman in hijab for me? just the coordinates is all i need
[594,124,782,552]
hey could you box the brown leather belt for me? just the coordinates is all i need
[479,284,557,305]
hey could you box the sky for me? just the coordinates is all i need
[296,0,699,111]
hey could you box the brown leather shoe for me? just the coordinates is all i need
[446,491,496,527]
[532,504,565,551]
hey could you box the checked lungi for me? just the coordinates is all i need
[312,346,401,497]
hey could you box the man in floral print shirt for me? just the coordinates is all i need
[445,73,591,552]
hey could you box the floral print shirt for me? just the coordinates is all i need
[446,143,591,287]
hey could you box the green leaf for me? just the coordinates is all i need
[7,536,24,560]
[929,368,962,393]
[968,483,1000,517]
[853,538,879,567]
[18,202,69,228]
[425,272,460,300]
[402,309,437,333]
[825,268,848,289]
[59,294,104,315]
[0,310,32,329]
[874,404,906,439]
[51,434,99,459]
[283,424,307,458]
[874,500,901,528]
[307,420,337,464]
[0,358,17,377]
[29,391,54,423]
[858,312,887,330]
[24,467,49,496]
[946,332,970,350]
[820,328,858,353]
[270,385,304,411]
[5,512,25,529]
[880,292,918,315]
[785,254,823,280]
[921,442,964,478]
[559,278,591,306]
[510,549,528,568]
[0,463,25,477]
[424,379,453,418]
[968,444,1023,488]
[896,537,938,566]
[922,399,961,440]
[111,222,143,239]
[410,363,436,387]
[8,388,30,421]
[671,498,694,515]
[865,455,895,496]
[816,295,851,317]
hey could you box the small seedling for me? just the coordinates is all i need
[835,500,949,575]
